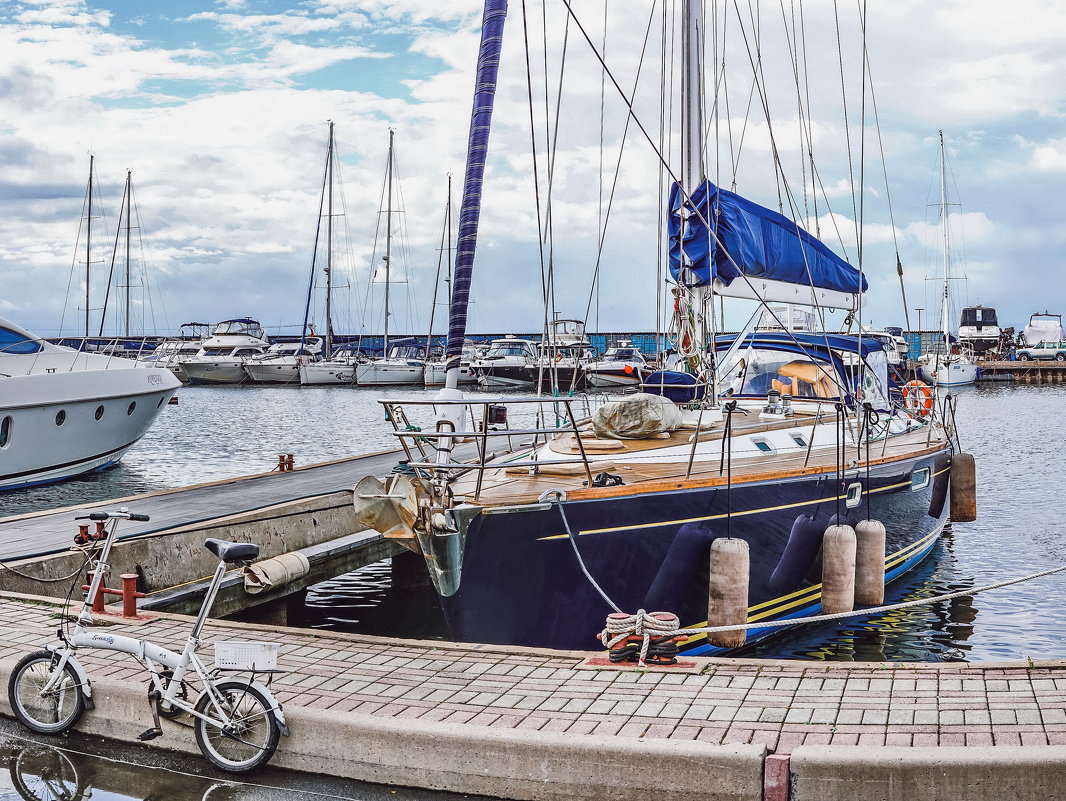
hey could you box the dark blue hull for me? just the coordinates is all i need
[440,448,949,655]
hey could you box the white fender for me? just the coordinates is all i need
[46,646,94,710]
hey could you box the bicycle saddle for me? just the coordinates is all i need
[204,538,260,563]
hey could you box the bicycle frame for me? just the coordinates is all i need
[43,517,288,735]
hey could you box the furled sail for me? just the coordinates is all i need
[667,180,868,296]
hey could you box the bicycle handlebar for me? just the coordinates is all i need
[75,509,150,522]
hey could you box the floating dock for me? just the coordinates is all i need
[976,361,1066,384]
[1,593,1065,801]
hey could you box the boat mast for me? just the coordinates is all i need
[682,0,711,384]
[939,130,950,359]
[124,169,132,338]
[382,128,395,356]
[425,174,453,357]
[442,0,507,391]
[325,121,334,356]
[85,154,93,340]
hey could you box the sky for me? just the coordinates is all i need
[1,0,1064,341]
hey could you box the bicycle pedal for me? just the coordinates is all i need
[137,727,163,742]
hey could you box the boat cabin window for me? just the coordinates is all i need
[485,343,532,358]
[720,347,841,399]
[0,326,43,355]
[214,320,264,338]
[605,348,640,361]
[0,416,10,447]
[388,345,426,359]
[201,347,232,356]
[233,348,260,357]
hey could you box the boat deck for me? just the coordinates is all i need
[0,449,403,560]
[450,413,946,507]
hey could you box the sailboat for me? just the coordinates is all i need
[355,131,426,386]
[917,132,979,387]
[352,2,963,656]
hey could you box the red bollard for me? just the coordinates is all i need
[285,453,295,471]
[276,454,287,472]
[120,574,145,618]
[85,571,106,613]
[93,521,107,541]
[74,525,90,545]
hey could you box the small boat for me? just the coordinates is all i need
[355,131,426,387]
[0,317,180,490]
[1022,312,1064,347]
[299,343,363,385]
[528,318,592,391]
[918,132,978,387]
[470,335,538,387]
[957,305,1001,356]
[356,342,428,386]
[425,342,478,386]
[244,339,323,385]
[137,322,211,383]
[179,318,270,385]
[583,341,650,388]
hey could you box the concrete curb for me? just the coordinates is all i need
[789,745,1066,801]
[0,657,766,801]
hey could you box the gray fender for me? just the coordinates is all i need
[45,646,94,710]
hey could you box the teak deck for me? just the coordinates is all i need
[450,413,946,506]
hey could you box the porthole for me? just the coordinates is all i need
[845,481,863,509]
[94,405,105,421]
[55,410,66,426]
[790,434,807,448]
[910,467,931,491]
[127,401,136,416]
[0,416,10,447]
[752,438,775,454]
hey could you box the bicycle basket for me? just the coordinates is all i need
[213,641,280,671]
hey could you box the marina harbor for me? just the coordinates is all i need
[3,0,1066,799]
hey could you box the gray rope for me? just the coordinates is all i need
[543,490,622,613]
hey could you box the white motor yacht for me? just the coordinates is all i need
[244,339,323,385]
[180,319,270,385]
[584,341,650,387]
[471,335,538,387]
[0,317,180,490]
[299,344,363,385]
[355,343,427,386]
[424,342,479,386]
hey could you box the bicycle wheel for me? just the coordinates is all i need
[8,651,85,735]
[193,680,280,773]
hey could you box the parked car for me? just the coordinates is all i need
[1017,341,1066,361]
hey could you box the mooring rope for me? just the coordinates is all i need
[599,562,1066,666]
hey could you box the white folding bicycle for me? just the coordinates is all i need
[7,508,289,773]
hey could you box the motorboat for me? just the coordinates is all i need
[584,341,650,388]
[356,343,427,386]
[0,317,180,490]
[1022,312,1063,347]
[299,343,363,385]
[957,305,1001,356]
[179,319,270,385]
[136,322,210,383]
[471,335,538,387]
[350,1,960,658]
[244,339,323,385]
[424,342,478,386]
[529,318,592,390]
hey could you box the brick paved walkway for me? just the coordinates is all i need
[2,594,1064,755]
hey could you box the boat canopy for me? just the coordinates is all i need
[667,180,868,297]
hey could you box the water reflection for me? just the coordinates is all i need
[0,741,240,801]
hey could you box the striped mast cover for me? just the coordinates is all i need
[443,0,508,390]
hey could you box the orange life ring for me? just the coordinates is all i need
[901,379,933,416]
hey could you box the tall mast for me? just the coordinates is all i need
[325,121,334,356]
[382,129,394,355]
[939,130,950,353]
[681,0,711,383]
[124,169,132,337]
[85,154,93,340]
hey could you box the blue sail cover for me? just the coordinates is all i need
[446,0,508,362]
[668,180,868,295]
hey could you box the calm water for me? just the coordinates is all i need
[4,382,1066,662]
